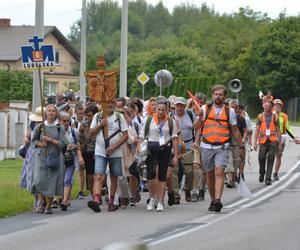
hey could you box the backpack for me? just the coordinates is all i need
[144,115,173,139]
[170,109,195,142]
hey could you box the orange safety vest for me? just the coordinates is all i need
[202,105,230,145]
[258,112,278,144]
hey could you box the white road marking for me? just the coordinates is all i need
[225,159,300,209]
[146,170,300,247]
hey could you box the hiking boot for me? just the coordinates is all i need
[156,202,164,212]
[208,201,215,212]
[76,191,85,200]
[273,173,279,181]
[259,175,264,183]
[87,200,101,213]
[147,198,155,211]
[192,193,199,202]
[120,198,129,209]
[214,200,223,212]
[185,190,192,202]
[265,179,272,186]
[107,201,117,212]
[198,189,205,201]
[168,191,175,206]
[174,193,181,205]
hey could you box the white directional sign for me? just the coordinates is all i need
[137,72,150,85]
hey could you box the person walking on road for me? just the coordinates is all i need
[194,85,244,213]
[31,104,66,214]
[87,98,129,213]
[272,99,300,181]
[138,98,179,212]
[253,100,282,185]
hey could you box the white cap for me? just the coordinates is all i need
[174,97,187,105]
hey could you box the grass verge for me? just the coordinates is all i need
[0,159,82,218]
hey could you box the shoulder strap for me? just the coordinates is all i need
[144,116,153,139]
[133,122,140,135]
[116,112,121,131]
[186,109,195,141]
[56,124,61,139]
[71,127,77,144]
[168,117,174,137]
[224,104,230,123]
[204,103,212,122]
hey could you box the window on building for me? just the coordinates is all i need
[55,50,60,64]
[46,82,58,96]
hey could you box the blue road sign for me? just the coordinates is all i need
[21,36,55,69]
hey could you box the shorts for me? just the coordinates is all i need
[83,150,95,175]
[201,146,229,173]
[94,155,123,177]
[146,146,172,181]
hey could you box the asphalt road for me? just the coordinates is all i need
[1,127,300,250]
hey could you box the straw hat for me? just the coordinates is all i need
[29,106,45,122]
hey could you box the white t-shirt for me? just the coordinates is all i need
[91,112,128,158]
[174,111,197,150]
[200,105,237,149]
[244,112,253,131]
[139,117,178,144]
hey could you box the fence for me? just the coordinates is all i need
[287,97,300,121]
[0,101,29,161]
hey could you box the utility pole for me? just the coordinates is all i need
[32,0,44,111]
[119,0,128,97]
[79,0,87,102]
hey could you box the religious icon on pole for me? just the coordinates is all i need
[85,56,118,146]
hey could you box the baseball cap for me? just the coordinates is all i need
[273,99,283,106]
[174,97,187,105]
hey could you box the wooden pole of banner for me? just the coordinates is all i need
[38,66,47,154]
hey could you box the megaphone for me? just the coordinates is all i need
[228,79,242,93]
[154,69,173,96]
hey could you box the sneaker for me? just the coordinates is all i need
[120,198,129,209]
[214,200,223,212]
[208,201,215,211]
[108,201,117,212]
[185,190,192,202]
[198,189,205,201]
[265,179,272,186]
[259,175,264,183]
[174,193,181,205]
[76,192,85,200]
[147,198,155,211]
[273,173,279,181]
[156,202,164,212]
[87,200,101,213]
[51,200,58,209]
[44,208,52,214]
[167,192,175,206]
[191,193,199,202]
[129,197,136,207]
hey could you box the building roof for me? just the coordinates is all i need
[0,25,80,62]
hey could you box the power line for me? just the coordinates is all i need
[0,2,34,10]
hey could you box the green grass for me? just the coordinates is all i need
[0,159,82,218]
[0,160,33,218]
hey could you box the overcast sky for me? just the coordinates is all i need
[0,0,299,36]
